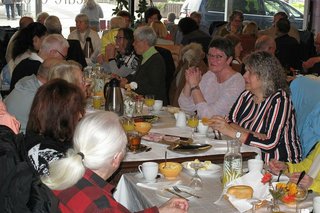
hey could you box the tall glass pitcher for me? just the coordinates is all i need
[222,140,242,187]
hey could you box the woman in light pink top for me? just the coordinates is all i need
[178,37,245,118]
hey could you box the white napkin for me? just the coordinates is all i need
[224,171,271,213]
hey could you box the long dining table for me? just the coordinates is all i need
[108,107,260,184]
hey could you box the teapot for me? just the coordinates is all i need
[104,78,124,116]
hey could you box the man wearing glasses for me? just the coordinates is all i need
[10,34,69,91]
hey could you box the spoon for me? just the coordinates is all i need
[296,171,306,186]
[164,151,167,168]
[276,170,283,182]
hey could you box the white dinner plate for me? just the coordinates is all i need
[182,161,221,176]
[156,185,193,199]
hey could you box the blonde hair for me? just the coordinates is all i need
[150,21,168,39]
[180,42,205,66]
[242,22,258,36]
[48,60,82,85]
[42,111,127,190]
[110,16,126,29]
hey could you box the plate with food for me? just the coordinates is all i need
[182,159,221,176]
[133,115,159,123]
[167,143,212,154]
[142,132,193,144]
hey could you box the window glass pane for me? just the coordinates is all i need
[206,0,224,12]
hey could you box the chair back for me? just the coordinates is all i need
[290,76,320,158]
[156,44,182,68]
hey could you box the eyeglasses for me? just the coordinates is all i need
[54,49,67,59]
[207,54,225,60]
[115,36,125,40]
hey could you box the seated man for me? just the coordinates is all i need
[302,32,320,75]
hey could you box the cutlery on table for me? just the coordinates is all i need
[172,186,201,198]
[276,170,283,182]
[164,188,189,201]
[296,170,306,186]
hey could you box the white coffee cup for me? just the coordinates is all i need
[153,100,163,112]
[247,159,264,173]
[174,111,186,127]
[138,162,159,183]
[197,120,209,135]
[314,196,320,213]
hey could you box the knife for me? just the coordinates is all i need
[175,188,201,198]
[165,188,189,201]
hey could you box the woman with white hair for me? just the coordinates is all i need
[124,26,168,105]
[68,13,101,65]
[42,111,189,212]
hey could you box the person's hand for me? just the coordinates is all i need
[158,197,189,213]
[302,57,320,69]
[252,132,267,140]
[105,44,116,59]
[185,66,201,88]
[209,116,234,137]
[96,54,104,64]
[290,172,313,189]
[268,159,287,175]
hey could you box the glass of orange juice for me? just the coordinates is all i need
[187,114,199,139]
[144,95,155,114]
[122,118,135,132]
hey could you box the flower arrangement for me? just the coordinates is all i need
[261,172,299,205]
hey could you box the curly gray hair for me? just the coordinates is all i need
[243,51,289,97]
[134,26,157,46]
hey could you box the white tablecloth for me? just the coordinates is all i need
[114,171,315,213]
[123,109,261,162]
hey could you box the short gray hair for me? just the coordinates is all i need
[40,34,69,55]
[75,13,89,26]
[42,111,127,190]
[48,60,81,84]
[134,26,157,46]
[243,51,289,97]
[44,15,62,34]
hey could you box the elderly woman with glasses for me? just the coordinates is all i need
[178,37,245,118]
[42,111,189,212]
[209,51,302,163]
[68,13,101,65]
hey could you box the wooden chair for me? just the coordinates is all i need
[156,44,182,68]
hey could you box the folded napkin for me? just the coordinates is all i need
[224,171,271,213]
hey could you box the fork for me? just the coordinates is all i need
[172,186,201,198]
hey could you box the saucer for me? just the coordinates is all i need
[134,173,157,183]
[126,144,149,153]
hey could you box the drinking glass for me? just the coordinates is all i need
[122,117,135,132]
[189,162,203,190]
[187,114,199,139]
[144,95,155,114]
[295,186,308,213]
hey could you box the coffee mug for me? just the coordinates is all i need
[174,111,186,127]
[247,159,264,173]
[198,120,209,135]
[153,100,163,112]
[314,196,320,213]
[138,162,159,183]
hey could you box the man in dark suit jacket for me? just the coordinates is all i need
[275,18,302,71]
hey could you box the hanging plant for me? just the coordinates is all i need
[135,0,148,21]
[112,0,129,15]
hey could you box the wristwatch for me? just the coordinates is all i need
[190,85,200,93]
[235,131,242,139]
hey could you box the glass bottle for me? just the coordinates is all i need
[83,37,93,58]
[222,140,242,187]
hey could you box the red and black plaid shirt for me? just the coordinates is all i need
[53,169,159,213]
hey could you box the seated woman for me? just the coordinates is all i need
[224,34,244,74]
[68,13,101,65]
[26,79,86,176]
[103,28,140,77]
[209,51,302,163]
[269,142,320,193]
[178,37,245,118]
[169,42,207,107]
[150,21,174,45]
[42,111,189,212]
